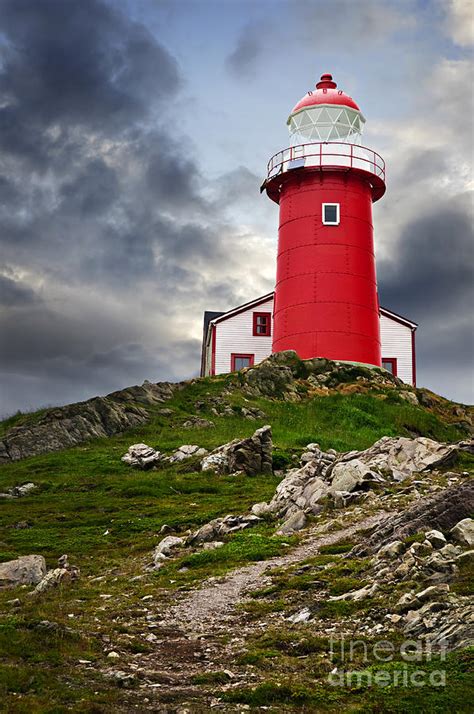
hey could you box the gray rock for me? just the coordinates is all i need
[415,584,450,603]
[0,482,37,499]
[121,443,163,469]
[287,607,311,623]
[251,501,274,517]
[0,381,178,464]
[378,540,405,559]
[202,541,225,551]
[395,592,419,613]
[0,555,47,588]
[276,509,307,535]
[456,549,474,566]
[182,417,215,429]
[353,480,474,557]
[425,529,447,549]
[201,425,273,476]
[154,536,184,559]
[31,564,80,596]
[338,436,459,482]
[329,459,385,494]
[188,514,262,545]
[330,582,378,602]
[450,518,474,547]
[168,444,207,463]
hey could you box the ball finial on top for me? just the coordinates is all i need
[316,73,337,89]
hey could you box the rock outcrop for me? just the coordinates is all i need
[338,435,459,481]
[0,482,37,499]
[0,381,179,464]
[352,480,474,556]
[121,443,163,469]
[201,425,273,476]
[240,350,402,399]
[0,555,47,588]
[252,437,471,522]
[31,555,80,596]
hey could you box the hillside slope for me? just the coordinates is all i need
[0,352,473,713]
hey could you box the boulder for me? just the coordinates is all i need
[425,529,447,549]
[415,584,450,604]
[201,425,273,476]
[352,480,474,556]
[169,445,207,463]
[0,482,37,499]
[378,540,405,559]
[31,562,80,596]
[336,582,378,602]
[276,509,307,535]
[338,436,458,482]
[182,417,215,429]
[121,443,162,469]
[450,518,474,547]
[188,514,261,545]
[287,607,311,623]
[329,459,385,494]
[0,381,178,464]
[0,555,47,588]
[154,536,184,558]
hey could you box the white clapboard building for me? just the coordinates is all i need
[201,293,417,385]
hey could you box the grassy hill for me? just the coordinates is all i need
[0,355,472,712]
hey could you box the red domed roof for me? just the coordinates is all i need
[289,73,361,116]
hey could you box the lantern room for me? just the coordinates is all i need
[287,73,365,145]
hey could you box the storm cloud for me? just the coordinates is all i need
[0,0,472,414]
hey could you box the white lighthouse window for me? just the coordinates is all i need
[323,203,340,225]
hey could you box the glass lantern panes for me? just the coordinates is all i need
[288,105,365,145]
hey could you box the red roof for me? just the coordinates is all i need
[290,73,361,116]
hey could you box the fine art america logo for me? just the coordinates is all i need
[328,636,447,688]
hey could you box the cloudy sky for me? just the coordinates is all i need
[0,0,472,415]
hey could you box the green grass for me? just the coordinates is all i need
[224,648,474,712]
[0,373,471,711]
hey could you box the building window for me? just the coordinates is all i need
[382,358,398,376]
[322,203,340,225]
[253,312,271,337]
[231,354,255,371]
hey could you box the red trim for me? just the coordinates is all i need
[212,293,416,330]
[411,329,417,387]
[381,358,398,376]
[253,311,272,337]
[211,325,216,376]
[231,353,255,371]
[212,293,274,325]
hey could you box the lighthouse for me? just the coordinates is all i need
[263,73,386,367]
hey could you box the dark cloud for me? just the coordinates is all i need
[226,23,263,78]
[0,0,263,415]
[378,202,474,319]
[0,0,179,141]
[0,275,39,307]
[378,194,474,401]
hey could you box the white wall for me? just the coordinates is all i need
[210,297,414,385]
[379,313,414,385]
[214,298,273,374]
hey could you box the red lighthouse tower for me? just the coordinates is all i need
[264,73,386,367]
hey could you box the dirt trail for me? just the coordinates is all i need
[166,512,388,632]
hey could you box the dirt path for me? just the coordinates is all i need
[166,512,389,632]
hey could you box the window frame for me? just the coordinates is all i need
[253,311,272,337]
[381,357,398,376]
[231,353,255,372]
[322,203,340,225]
